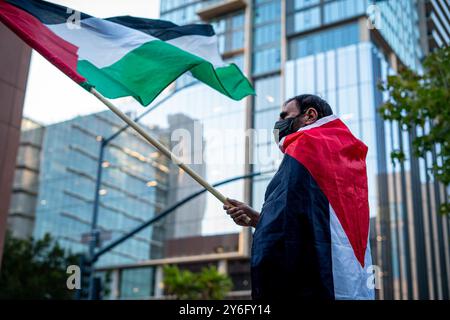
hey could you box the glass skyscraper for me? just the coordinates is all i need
[32,110,170,269]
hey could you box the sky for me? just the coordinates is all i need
[23,0,160,125]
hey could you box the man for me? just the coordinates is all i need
[224,94,374,300]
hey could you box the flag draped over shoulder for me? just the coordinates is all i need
[252,115,374,300]
[0,0,255,106]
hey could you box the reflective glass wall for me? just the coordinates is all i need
[33,111,169,268]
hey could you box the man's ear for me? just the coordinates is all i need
[304,108,318,124]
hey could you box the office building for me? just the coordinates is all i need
[7,118,44,239]
[418,0,450,54]
[29,110,170,269]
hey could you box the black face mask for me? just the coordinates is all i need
[273,115,300,144]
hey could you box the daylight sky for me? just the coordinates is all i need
[23,0,160,125]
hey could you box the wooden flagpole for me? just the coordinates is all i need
[89,88,251,223]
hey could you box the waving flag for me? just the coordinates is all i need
[0,0,254,106]
[252,115,374,300]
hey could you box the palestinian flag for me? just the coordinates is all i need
[252,115,374,300]
[0,0,254,106]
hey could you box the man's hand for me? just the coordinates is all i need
[223,198,260,228]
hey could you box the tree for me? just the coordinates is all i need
[0,233,79,299]
[378,46,449,214]
[163,265,232,300]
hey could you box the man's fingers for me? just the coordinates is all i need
[233,214,249,224]
[226,198,242,206]
[226,207,241,215]
[230,210,245,219]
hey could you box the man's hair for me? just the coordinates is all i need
[284,94,333,119]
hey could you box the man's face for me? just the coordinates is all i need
[279,100,318,132]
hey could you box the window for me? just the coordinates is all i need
[294,0,320,10]
[253,0,281,75]
[231,30,245,51]
[120,267,155,299]
[225,54,244,70]
[254,75,281,111]
[210,11,245,54]
[254,1,281,25]
[288,23,359,59]
[293,7,320,32]
[253,47,281,75]
[324,0,368,24]
[254,23,281,48]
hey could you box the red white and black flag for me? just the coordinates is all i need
[252,115,375,300]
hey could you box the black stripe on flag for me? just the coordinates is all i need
[106,16,215,41]
[6,0,91,25]
[6,0,215,40]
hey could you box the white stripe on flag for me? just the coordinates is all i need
[329,204,375,300]
[47,17,226,69]
[47,17,156,68]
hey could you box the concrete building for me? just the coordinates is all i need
[7,118,44,239]
[25,110,170,269]
[0,23,31,268]
[418,0,450,54]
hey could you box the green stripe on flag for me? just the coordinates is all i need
[77,40,255,106]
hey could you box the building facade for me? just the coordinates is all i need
[28,110,170,270]
[418,0,450,54]
[0,22,31,268]
[7,118,44,239]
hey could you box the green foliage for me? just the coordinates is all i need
[163,265,232,300]
[0,233,79,299]
[378,46,450,214]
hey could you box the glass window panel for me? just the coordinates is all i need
[296,56,315,93]
[231,30,244,50]
[294,0,320,10]
[252,178,272,211]
[218,34,225,53]
[226,54,244,71]
[232,13,245,29]
[338,85,359,122]
[360,83,374,120]
[294,7,320,32]
[120,267,154,299]
[288,23,359,60]
[253,47,280,74]
[358,43,373,84]
[326,50,336,91]
[253,142,281,171]
[337,46,357,88]
[285,61,295,98]
[254,23,281,48]
[254,1,281,25]
[255,75,281,111]
[324,1,340,23]
[211,19,226,34]
[255,107,280,131]
[316,53,326,95]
